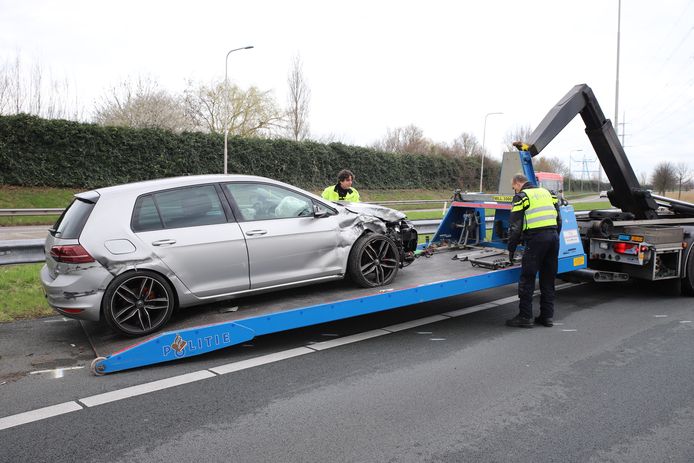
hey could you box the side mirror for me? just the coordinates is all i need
[313,204,330,218]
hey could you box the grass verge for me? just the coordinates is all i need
[0,263,53,322]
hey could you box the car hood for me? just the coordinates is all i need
[339,202,407,222]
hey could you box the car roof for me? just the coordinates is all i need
[80,174,286,198]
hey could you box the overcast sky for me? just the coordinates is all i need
[1,0,693,182]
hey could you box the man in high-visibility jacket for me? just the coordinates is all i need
[506,173,562,328]
[321,169,360,202]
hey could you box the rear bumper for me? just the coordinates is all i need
[40,264,113,322]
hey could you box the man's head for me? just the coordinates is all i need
[337,169,354,189]
[511,173,528,194]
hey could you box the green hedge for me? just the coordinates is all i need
[0,114,500,191]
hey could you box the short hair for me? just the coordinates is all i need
[337,169,354,182]
[512,173,528,184]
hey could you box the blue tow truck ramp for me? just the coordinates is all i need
[87,195,586,375]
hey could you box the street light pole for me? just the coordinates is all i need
[480,112,503,193]
[224,45,254,174]
[569,149,583,193]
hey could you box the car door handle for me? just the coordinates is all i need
[152,239,177,246]
[245,229,268,236]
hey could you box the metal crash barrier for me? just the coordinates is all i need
[0,239,45,265]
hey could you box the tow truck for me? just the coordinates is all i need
[511,84,694,293]
[90,83,687,376]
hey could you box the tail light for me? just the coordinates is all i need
[50,244,95,263]
[612,242,638,255]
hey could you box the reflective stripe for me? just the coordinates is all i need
[526,214,558,225]
[526,205,556,214]
[521,187,557,230]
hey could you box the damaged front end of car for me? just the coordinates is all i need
[340,202,418,267]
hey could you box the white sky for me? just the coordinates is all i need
[1,0,693,182]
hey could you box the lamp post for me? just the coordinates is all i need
[568,149,583,193]
[480,112,503,193]
[224,45,254,174]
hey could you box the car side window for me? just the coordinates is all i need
[132,195,164,232]
[155,185,227,229]
[132,185,228,232]
[225,183,314,221]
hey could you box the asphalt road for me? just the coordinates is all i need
[1,281,693,462]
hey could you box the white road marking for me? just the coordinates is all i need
[79,370,216,407]
[561,329,578,332]
[488,296,518,306]
[383,315,450,333]
[1,283,582,430]
[443,302,497,318]
[680,320,692,323]
[309,329,390,351]
[29,366,85,376]
[42,318,73,323]
[0,401,83,431]
[654,315,668,318]
[210,347,314,375]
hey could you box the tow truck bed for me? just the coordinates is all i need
[85,249,529,374]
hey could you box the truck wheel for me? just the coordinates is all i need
[682,251,694,296]
[102,270,175,337]
[348,233,399,288]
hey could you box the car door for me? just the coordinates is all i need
[223,182,342,289]
[132,184,250,297]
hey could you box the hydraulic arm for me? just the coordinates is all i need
[514,84,659,220]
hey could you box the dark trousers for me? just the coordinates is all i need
[518,229,559,319]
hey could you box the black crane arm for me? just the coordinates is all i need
[515,84,659,220]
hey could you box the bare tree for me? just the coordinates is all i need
[450,132,483,157]
[651,161,676,195]
[674,162,692,199]
[0,60,10,115]
[373,124,432,155]
[534,156,569,176]
[0,54,80,119]
[183,80,283,137]
[94,77,190,132]
[285,54,310,141]
[639,171,649,187]
[504,124,534,150]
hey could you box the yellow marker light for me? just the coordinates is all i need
[631,235,644,242]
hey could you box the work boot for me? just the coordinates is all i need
[534,316,554,327]
[506,315,534,328]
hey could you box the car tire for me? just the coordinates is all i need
[347,233,400,288]
[102,270,175,337]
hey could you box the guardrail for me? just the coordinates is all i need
[0,208,64,216]
[0,239,46,265]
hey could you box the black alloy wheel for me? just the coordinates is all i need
[348,233,400,288]
[103,270,175,337]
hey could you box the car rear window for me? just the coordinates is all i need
[51,198,96,239]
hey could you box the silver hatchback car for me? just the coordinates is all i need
[41,175,418,337]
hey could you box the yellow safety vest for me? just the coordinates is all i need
[511,187,558,230]
[321,185,360,202]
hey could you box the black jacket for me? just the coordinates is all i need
[507,182,562,253]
